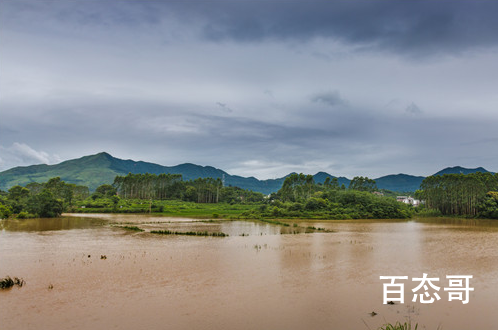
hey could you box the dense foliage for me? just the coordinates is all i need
[420,172,498,217]
[348,176,378,192]
[243,174,412,219]
[0,173,415,220]
[0,177,89,219]
[0,172,418,220]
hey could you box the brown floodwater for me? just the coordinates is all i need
[1,214,497,330]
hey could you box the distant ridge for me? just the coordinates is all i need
[374,174,425,193]
[433,166,492,176]
[0,152,493,194]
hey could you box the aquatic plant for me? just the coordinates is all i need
[305,226,334,233]
[377,321,418,330]
[258,218,290,227]
[121,226,144,232]
[0,276,25,289]
[150,230,228,237]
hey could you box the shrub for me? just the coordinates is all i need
[17,211,35,219]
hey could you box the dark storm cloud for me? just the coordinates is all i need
[7,1,498,56]
[163,0,498,56]
[2,0,498,178]
[3,0,161,29]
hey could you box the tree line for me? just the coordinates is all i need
[243,173,413,219]
[1,173,412,219]
[12,172,498,220]
[112,173,264,204]
[275,173,379,202]
[0,177,89,219]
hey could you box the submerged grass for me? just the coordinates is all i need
[258,218,290,227]
[0,276,25,289]
[121,226,144,232]
[377,322,418,330]
[150,230,228,237]
[306,226,334,233]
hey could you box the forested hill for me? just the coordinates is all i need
[0,152,492,194]
[433,166,492,176]
[0,152,278,193]
[0,153,348,193]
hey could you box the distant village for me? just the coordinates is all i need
[396,196,421,207]
[371,191,422,207]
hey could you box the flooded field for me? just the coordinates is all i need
[1,214,497,330]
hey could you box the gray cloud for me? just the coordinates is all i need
[405,102,422,115]
[1,0,498,179]
[311,90,346,107]
[4,1,498,57]
[216,102,233,113]
[2,91,496,178]
[0,143,61,170]
[169,1,498,56]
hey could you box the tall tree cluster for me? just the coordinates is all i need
[420,172,498,216]
[348,176,377,192]
[278,173,315,202]
[112,173,254,204]
[113,173,183,200]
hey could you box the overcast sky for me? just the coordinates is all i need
[1,0,498,179]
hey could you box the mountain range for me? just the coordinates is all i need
[0,152,493,194]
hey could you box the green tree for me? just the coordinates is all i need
[324,177,339,190]
[278,173,315,202]
[8,185,30,202]
[420,173,498,217]
[0,203,12,219]
[95,184,117,197]
[7,185,30,213]
[26,190,63,218]
[348,176,377,192]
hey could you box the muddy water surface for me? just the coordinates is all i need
[1,215,497,330]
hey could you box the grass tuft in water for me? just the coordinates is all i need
[150,230,228,237]
[258,218,290,227]
[305,226,334,233]
[377,321,418,330]
[0,276,25,289]
[121,226,144,232]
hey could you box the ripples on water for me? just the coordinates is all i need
[1,214,497,330]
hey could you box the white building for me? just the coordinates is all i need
[397,196,420,207]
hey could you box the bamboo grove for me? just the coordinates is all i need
[420,172,498,217]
